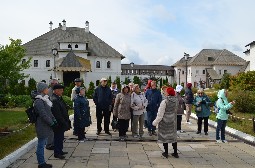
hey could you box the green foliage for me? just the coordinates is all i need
[228,90,255,113]
[213,83,221,89]
[123,77,130,85]
[0,39,31,92]
[0,94,32,108]
[86,81,95,98]
[220,73,231,89]
[206,92,218,103]
[63,82,75,97]
[230,71,255,91]
[115,76,121,90]
[62,96,73,109]
[107,76,112,87]
[133,76,141,86]
[27,78,36,94]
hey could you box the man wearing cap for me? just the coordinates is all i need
[71,78,82,101]
[71,78,83,136]
[185,83,194,124]
[51,84,71,159]
[93,78,113,135]
[48,78,58,99]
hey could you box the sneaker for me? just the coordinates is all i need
[54,154,65,159]
[222,140,228,143]
[205,132,208,135]
[79,138,87,142]
[180,130,185,133]
[148,131,152,136]
[171,153,179,158]
[216,140,222,143]
[119,137,125,141]
[152,131,157,136]
[38,163,53,168]
[196,131,201,134]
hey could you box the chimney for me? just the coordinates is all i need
[62,19,66,30]
[58,23,62,28]
[49,21,53,31]
[85,21,89,33]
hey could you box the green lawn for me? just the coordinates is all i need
[0,108,74,159]
[0,109,36,159]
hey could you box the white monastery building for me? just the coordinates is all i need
[22,20,124,87]
[173,49,247,88]
[243,41,255,71]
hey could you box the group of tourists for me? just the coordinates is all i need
[32,77,235,167]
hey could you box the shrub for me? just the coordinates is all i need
[213,83,221,90]
[220,73,231,89]
[86,81,95,99]
[228,90,255,113]
[62,96,73,109]
[206,92,218,103]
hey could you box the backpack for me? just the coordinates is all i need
[25,105,37,123]
[26,92,39,123]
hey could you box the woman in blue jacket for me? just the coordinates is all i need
[193,89,211,135]
[216,89,235,143]
[74,87,91,142]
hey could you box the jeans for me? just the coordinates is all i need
[96,107,110,132]
[177,115,182,131]
[54,130,65,155]
[132,114,144,136]
[147,111,157,132]
[216,119,227,140]
[36,138,47,165]
[197,117,209,133]
[118,119,129,137]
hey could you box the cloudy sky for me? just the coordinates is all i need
[0,0,254,65]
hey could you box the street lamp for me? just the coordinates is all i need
[52,47,58,78]
[178,69,181,85]
[184,52,189,86]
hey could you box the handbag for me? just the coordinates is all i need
[195,106,202,112]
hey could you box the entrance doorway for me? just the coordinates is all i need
[63,71,80,86]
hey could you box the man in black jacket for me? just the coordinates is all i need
[93,78,113,135]
[51,84,71,159]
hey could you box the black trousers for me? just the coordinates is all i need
[77,127,85,140]
[197,117,209,133]
[177,115,182,131]
[96,106,110,132]
[118,119,129,137]
[163,142,177,154]
[54,130,64,155]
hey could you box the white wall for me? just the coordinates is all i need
[244,44,255,71]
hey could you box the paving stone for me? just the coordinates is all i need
[148,157,170,165]
[145,151,162,158]
[189,143,207,149]
[178,145,195,152]
[91,147,109,154]
[109,156,129,166]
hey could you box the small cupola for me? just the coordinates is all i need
[49,21,53,31]
[85,21,89,33]
[62,19,66,30]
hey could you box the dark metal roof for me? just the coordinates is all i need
[243,49,250,54]
[23,27,125,59]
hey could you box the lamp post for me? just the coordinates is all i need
[178,69,181,85]
[184,52,189,86]
[52,47,58,78]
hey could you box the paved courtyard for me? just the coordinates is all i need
[8,100,255,168]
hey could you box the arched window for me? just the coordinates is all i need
[96,61,100,68]
[68,44,72,48]
[107,61,111,68]
[75,44,78,48]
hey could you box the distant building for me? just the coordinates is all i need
[22,20,124,87]
[121,63,174,86]
[173,49,247,88]
[243,41,255,71]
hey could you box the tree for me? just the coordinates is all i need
[27,78,37,94]
[115,76,121,90]
[133,76,141,86]
[124,77,130,85]
[220,73,231,89]
[86,81,95,98]
[0,38,31,92]
[107,76,112,87]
